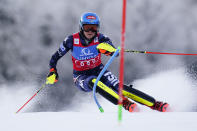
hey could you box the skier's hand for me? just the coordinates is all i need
[46,68,59,85]
[96,43,117,56]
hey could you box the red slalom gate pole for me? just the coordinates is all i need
[124,50,197,55]
[15,83,46,114]
[146,51,197,55]
[118,0,127,122]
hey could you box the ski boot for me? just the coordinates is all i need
[123,97,137,112]
[150,101,169,112]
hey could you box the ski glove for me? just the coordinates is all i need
[46,68,59,85]
[96,42,117,56]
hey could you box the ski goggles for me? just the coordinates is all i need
[82,25,98,32]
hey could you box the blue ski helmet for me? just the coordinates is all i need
[79,12,100,32]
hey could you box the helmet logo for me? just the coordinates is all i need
[86,16,96,19]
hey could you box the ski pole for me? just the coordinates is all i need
[15,83,47,113]
[124,50,197,55]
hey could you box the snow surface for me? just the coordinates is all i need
[1,112,197,131]
[1,68,197,131]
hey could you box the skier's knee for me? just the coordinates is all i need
[74,75,96,92]
[85,76,97,90]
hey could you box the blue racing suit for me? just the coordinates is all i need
[49,32,119,92]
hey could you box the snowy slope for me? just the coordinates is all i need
[1,112,197,131]
[1,68,197,131]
